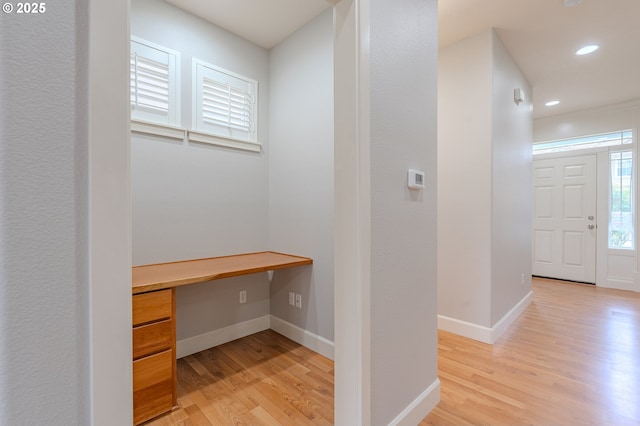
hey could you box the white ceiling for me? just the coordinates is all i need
[167,0,640,119]
[165,0,333,50]
[440,0,640,119]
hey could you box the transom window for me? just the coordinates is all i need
[533,130,632,155]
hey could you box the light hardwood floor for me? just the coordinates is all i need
[144,329,334,425]
[147,278,640,425]
[422,277,640,426]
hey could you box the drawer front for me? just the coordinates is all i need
[132,289,172,326]
[133,349,174,424]
[133,319,173,360]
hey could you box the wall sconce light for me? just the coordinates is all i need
[514,88,524,105]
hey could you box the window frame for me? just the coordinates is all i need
[190,58,260,152]
[130,36,182,131]
[533,130,632,156]
[608,148,635,250]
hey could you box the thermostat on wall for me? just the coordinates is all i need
[408,169,425,189]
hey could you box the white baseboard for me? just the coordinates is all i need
[387,378,441,426]
[270,316,335,360]
[602,277,639,292]
[176,315,270,358]
[438,315,493,343]
[177,315,335,360]
[490,290,532,343]
[438,291,533,344]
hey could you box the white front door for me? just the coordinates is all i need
[532,155,597,283]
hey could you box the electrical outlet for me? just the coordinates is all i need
[239,290,247,304]
[295,293,302,309]
[289,292,295,306]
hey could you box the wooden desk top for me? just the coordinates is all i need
[132,251,313,294]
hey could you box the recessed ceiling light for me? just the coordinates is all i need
[576,45,599,55]
[545,100,560,107]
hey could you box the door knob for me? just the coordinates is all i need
[588,224,595,230]
[588,216,595,220]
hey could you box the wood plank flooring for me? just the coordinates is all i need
[421,277,640,426]
[146,277,640,425]
[144,329,334,425]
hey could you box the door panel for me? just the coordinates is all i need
[563,185,585,218]
[533,155,597,283]
[563,231,584,266]
[535,187,553,218]
[534,230,553,263]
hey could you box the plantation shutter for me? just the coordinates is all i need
[130,38,179,126]
[202,78,253,134]
[130,54,170,113]
[193,59,257,143]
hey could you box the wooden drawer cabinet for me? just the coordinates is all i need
[133,350,174,425]
[132,289,176,425]
[133,289,173,326]
[133,319,173,360]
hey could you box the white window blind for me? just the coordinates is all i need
[202,78,253,133]
[193,59,257,144]
[130,37,180,126]
[131,55,169,112]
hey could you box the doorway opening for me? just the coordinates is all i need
[532,130,636,286]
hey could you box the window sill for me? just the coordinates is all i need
[130,121,261,153]
[187,130,261,153]
[131,120,185,140]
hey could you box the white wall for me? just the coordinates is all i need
[439,29,533,340]
[333,0,373,422]
[131,0,270,263]
[130,0,271,347]
[490,33,533,325]
[438,31,494,327]
[534,100,640,292]
[0,0,132,424]
[268,10,335,345]
[0,4,87,423]
[534,100,640,143]
[88,1,133,423]
[369,0,440,424]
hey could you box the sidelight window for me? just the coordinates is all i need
[609,150,634,249]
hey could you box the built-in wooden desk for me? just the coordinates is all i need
[131,251,313,425]
[132,251,313,294]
